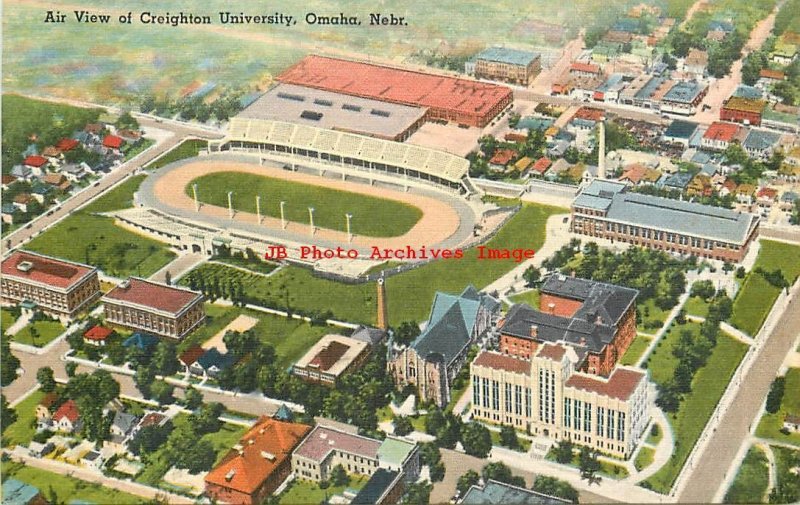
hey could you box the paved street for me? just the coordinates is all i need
[678,281,800,503]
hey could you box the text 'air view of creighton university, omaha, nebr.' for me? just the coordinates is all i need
[1,0,800,504]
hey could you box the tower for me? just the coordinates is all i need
[376,277,388,330]
[597,121,606,180]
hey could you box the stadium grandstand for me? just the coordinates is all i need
[277,55,512,127]
[237,84,427,141]
[209,118,472,192]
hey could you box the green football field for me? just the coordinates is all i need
[186,172,423,237]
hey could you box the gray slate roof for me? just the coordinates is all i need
[112,411,139,435]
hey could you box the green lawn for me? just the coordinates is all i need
[11,320,65,347]
[509,289,540,308]
[211,255,278,275]
[620,334,652,367]
[724,445,769,504]
[755,367,800,447]
[1,308,18,333]
[490,429,532,453]
[638,298,672,332]
[547,450,630,479]
[1,461,145,504]
[647,425,664,446]
[772,445,800,503]
[189,172,423,237]
[178,302,334,368]
[730,241,800,336]
[2,390,45,448]
[279,475,369,505]
[203,423,248,465]
[642,327,748,493]
[683,296,710,318]
[24,175,175,278]
[635,446,656,472]
[145,139,208,170]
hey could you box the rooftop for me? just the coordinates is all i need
[1,251,96,290]
[473,350,531,374]
[573,179,759,244]
[476,47,540,66]
[461,480,571,505]
[237,83,427,140]
[664,120,699,139]
[565,367,646,401]
[703,122,742,142]
[723,96,767,114]
[2,478,42,505]
[663,81,706,103]
[103,277,202,315]
[351,469,401,505]
[83,325,113,341]
[294,334,369,377]
[376,437,417,467]
[277,55,512,119]
[205,418,311,494]
[570,61,601,74]
[293,425,381,463]
[742,129,782,151]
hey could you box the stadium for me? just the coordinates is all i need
[116,56,517,278]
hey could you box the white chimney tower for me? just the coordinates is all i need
[598,121,606,180]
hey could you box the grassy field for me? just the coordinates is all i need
[509,289,540,307]
[188,172,423,237]
[772,445,800,502]
[731,241,800,336]
[11,319,65,347]
[619,334,652,367]
[1,308,18,332]
[177,302,334,368]
[642,324,748,493]
[1,460,144,504]
[638,298,672,331]
[755,367,800,446]
[489,429,532,452]
[146,139,208,170]
[635,446,656,472]
[547,451,630,479]
[724,445,769,504]
[25,175,175,278]
[683,296,710,318]
[279,475,369,505]
[210,256,278,275]
[2,390,46,448]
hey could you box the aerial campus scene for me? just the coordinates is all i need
[1,1,800,505]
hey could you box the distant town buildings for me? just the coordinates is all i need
[470,47,542,86]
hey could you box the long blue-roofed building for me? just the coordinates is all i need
[470,47,542,85]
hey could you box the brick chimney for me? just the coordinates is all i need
[530,325,538,338]
[547,302,556,315]
[377,277,388,330]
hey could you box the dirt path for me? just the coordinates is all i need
[151,160,463,250]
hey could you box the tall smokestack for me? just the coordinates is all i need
[377,277,388,330]
[598,121,606,180]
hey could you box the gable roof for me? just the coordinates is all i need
[102,135,124,149]
[197,348,235,370]
[83,325,113,341]
[179,345,205,366]
[205,418,311,495]
[103,277,202,315]
[23,155,48,168]
[122,332,159,350]
[54,399,80,423]
[112,411,139,433]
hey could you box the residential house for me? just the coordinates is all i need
[530,157,552,178]
[83,325,114,346]
[619,164,661,186]
[684,49,708,80]
[117,129,143,145]
[489,148,517,171]
[10,165,34,181]
[122,332,159,352]
[719,178,738,197]
[29,184,51,204]
[35,392,59,429]
[55,138,80,152]
[23,155,49,176]
[742,129,782,160]
[53,399,81,433]
[756,187,778,214]
[193,348,235,378]
[707,20,734,41]
[102,135,124,154]
[27,441,55,458]
[81,450,104,471]
[179,345,206,374]
[513,157,534,177]
[41,146,63,164]
[758,68,785,88]
[42,173,72,192]
[13,194,35,213]
[60,163,88,182]
[780,191,799,212]
[110,411,140,439]
[735,183,757,205]
[687,174,714,197]
[2,204,21,225]
[771,40,798,65]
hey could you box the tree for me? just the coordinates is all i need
[394,321,421,347]
[461,423,492,458]
[482,462,524,487]
[36,367,56,393]
[532,475,579,503]
[134,364,157,398]
[190,402,224,435]
[424,408,446,436]
[736,267,746,279]
[579,446,601,484]
[129,422,174,456]
[554,439,574,464]
[65,361,77,378]
[429,462,445,482]
[401,482,432,505]
[499,424,520,450]
[152,342,179,376]
[150,380,175,404]
[393,416,413,437]
[1,394,17,431]
[330,464,349,487]
[522,266,541,287]
[183,386,203,410]
[656,381,681,413]
[457,470,480,495]
[766,376,786,414]
[0,341,20,386]
[690,280,716,300]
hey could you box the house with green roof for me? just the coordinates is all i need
[387,286,500,407]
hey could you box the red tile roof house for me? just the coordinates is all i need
[178,345,206,374]
[205,418,311,505]
[23,155,49,176]
[569,61,602,78]
[757,187,778,210]
[101,278,205,340]
[55,138,80,152]
[83,325,114,346]
[1,251,102,319]
[53,400,81,433]
[102,135,125,153]
[701,122,743,151]
[489,148,518,170]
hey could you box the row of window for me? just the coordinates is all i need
[474,378,532,418]
[564,398,627,442]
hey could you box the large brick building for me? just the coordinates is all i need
[498,275,638,376]
[471,47,542,86]
[205,418,310,505]
[720,96,767,126]
[1,251,101,319]
[277,55,513,127]
[571,180,759,263]
[388,286,500,407]
[470,344,651,458]
[102,278,205,339]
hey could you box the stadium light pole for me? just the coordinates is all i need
[280,201,287,229]
[346,213,353,242]
[192,184,199,212]
[227,191,234,219]
[256,195,262,224]
[308,207,315,236]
